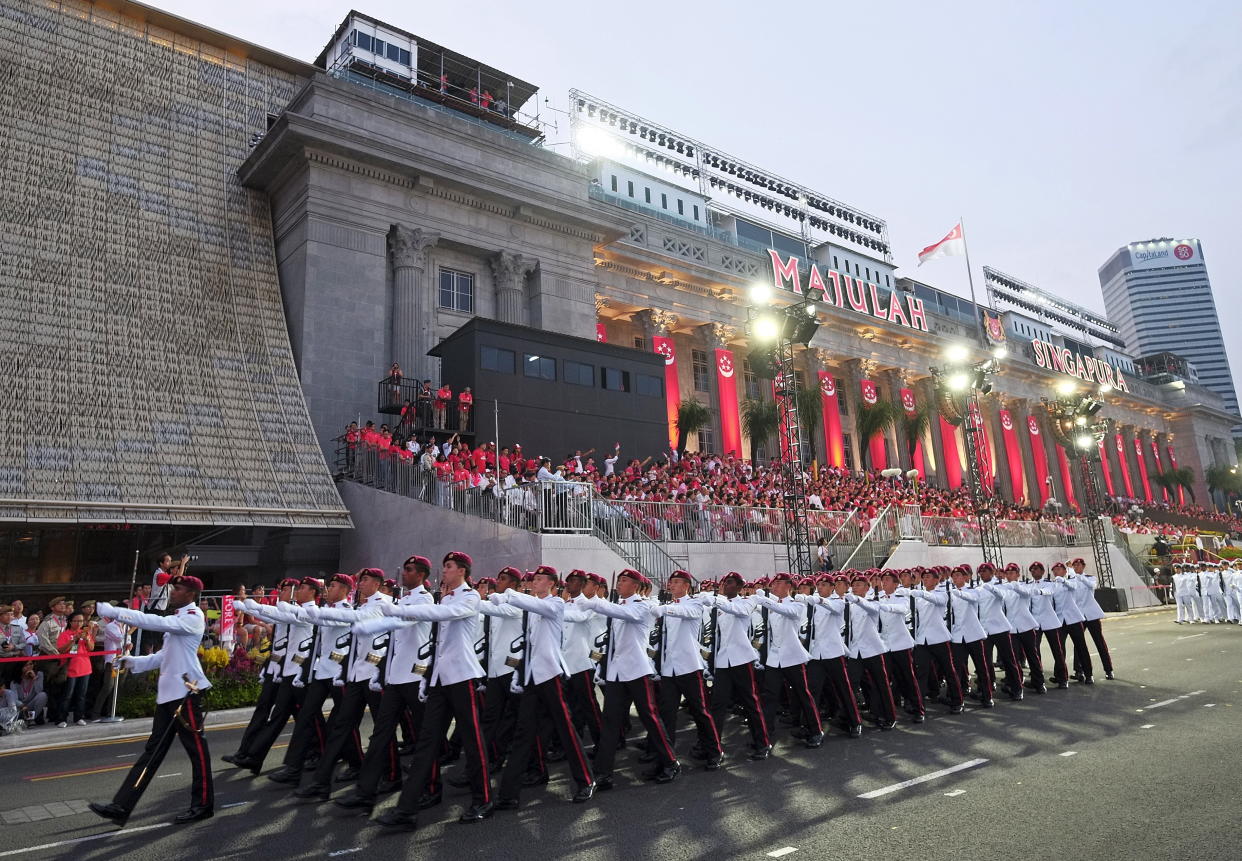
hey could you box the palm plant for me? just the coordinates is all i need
[1205,464,1240,510]
[900,402,932,470]
[854,400,898,471]
[674,398,713,454]
[740,397,779,462]
[1153,466,1197,506]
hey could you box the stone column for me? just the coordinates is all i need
[388,225,440,384]
[490,251,537,326]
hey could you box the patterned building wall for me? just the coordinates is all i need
[0,0,349,527]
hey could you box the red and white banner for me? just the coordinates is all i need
[939,416,963,490]
[899,387,924,478]
[220,595,236,648]
[1096,439,1115,497]
[1151,439,1169,502]
[1134,436,1152,502]
[818,372,845,468]
[1027,415,1051,506]
[1114,433,1134,498]
[917,222,965,266]
[860,379,886,469]
[651,336,680,450]
[715,349,741,459]
[1167,444,1185,506]
[595,323,607,343]
[1057,445,1079,511]
[967,401,994,493]
[998,409,1026,504]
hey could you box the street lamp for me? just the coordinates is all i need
[1044,394,1115,589]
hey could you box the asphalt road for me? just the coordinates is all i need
[3,609,1239,861]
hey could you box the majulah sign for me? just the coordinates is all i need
[767,250,930,332]
[1030,337,1131,393]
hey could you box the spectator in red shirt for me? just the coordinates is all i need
[55,613,94,726]
[458,386,473,430]
[434,383,451,430]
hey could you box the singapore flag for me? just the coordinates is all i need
[917,223,966,266]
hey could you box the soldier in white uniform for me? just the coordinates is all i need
[89,575,214,827]
[974,563,1024,700]
[1068,557,1114,680]
[796,573,862,735]
[1201,562,1225,623]
[842,572,899,728]
[998,563,1046,693]
[911,569,965,714]
[476,566,524,766]
[877,570,926,721]
[1224,561,1242,624]
[1050,562,1093,685]
[560,570,603,748]
[946,566,994,707]
[755,572,825,747]
[704,572,772,760]
[224,578,297,768]
[1027,562,1069,688]
[1172,564,1195,624]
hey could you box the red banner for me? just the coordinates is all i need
[1151,439,1169,502]
[818,372,844,468]
[1027,415,1051,506]
[1096,439,1115,496]
[1167,444,1185,506]
[939,416,963,489]
[1133,436,1152,502]
[715,349,741,459]
[220,595,236,646]
[860,380,886,469]
[773,381,790,462]
[1114,433,1134,497]
[967,401,994,493]
[1057,445,1079,511]
[595,323,607,343]
[998,409,1026,504]
[899,388,924,478]
[652,336,680,450]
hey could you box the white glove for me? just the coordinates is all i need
[333,678,345,688]
[368,679,383,693]
[378,602,396,617]
[242,599,260,613]
[488,592,505,605]
[95,601,116,618]
[120,655,136,669]
[754,589,767,599]
[292,677,305,689]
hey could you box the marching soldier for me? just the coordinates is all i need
[842,573,898,729]
[223,577,297,768]
[911,569,964,713]
[1068,557,1114,680]
[974,564,1024,701]
[795,573,862,736]
[1028,562,1069,688]
[560,570,603,747]
[755,573,824,747]
[876,571,926,721]
[89,574,214,826]
[998,563,1046,694]
[946,566,994,707]
[1049,562,1093,685]
[704,572,772,760]
[476,566,524,767]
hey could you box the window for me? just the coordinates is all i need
[677,199,684,215]
[697,427,716,454]
[565,360,594,386]
[843,433,855,470]
[386,43,400,62]
[743,359,760,400]
[373,37,386,55]
[691,349,711,393]
[399,48,411,65]
[633,336,647,350]
[636,373,663,397]
[693,204,700,221]
[439,269,473,313]
[645,187,651,203]
[627,180,634,198]
[661,193,668,210]
[353,31,373,52]
[865,267,871,281]
[833,255,839,270]
[610,175,618,192]
[601,367,630,392]
[885,274,890,287]
[836,378,849,415]
[480,346,515,374]
[523,354,556,381]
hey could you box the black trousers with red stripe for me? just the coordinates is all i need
[762,663,823,735]
[847,654,897,723]
[281,679,334,771]
[114,693,212,813]
[479,673,520,764]
[985,632,1024,695]
[1061,621,1093,679]
[885,648,926,716]
[1012,628,1045,687]
[565,668,603,745]
[808,656,862,728]
[500,676,592,798]
[709,663,770,750]
[593,676,676,776]
[234,672,279,758]
[396,679,490,813]
[247,676,304,767]
[1040,627,1069,683]
[657,670,722,757]
[951,639,994,700]
[353,681,429,800]
[309,681,374,786]
[1080,618,1113,674]
[914,641,963,707]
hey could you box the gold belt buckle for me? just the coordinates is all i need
[700,649,711,661]
[291,654,306,665]
[589,650,604,662]
[365,652,384,665]
[413,663,429,676]
[504,656,521,669]
[646,648,658,658]
[329,650,347,664]
[751,638,762,649]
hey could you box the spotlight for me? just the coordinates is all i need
[1075,416,1087,426]
[1075,433,1094,450]
[1099,383,1114,394]
[806,285,825,303]
[992,344,1008,359]
[945,343,970,364]
[575,125,623,159]
[749,283,773,306]
[804,303,817,316]
[1055,380,1078,396]
[754,315,780,342]
[948,372,970,391]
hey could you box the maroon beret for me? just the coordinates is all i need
[278,577,300,588]
[770,572,795,584]
[534,565,559,582]
[358,568,386,582]
[668,569,694,585]
[328,573,355,590]
[497,566,523,581]
[300,576,324,593]
[170,574,204,593]
[443,551,473,569]
[403,555,432,571]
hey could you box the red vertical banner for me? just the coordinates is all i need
[652,336,680,450]
[859,379,886,469]
[1096,439,1115,497]
[1134,436,1153,502]
[1027,415,1051,506]
[220,596,236,647]
[1167,444,1185,506]
[899,387,924,478]
[595,322,607,343]
[939,416,963,489]
[714,349,741,459]
[772,381,790,462]
[998,409,1026,504]
[1114,433,1134,497]
[818,372,844,468]
[1056,445,1079,511]
[967,401,995,493]
[1151,439,1169,502]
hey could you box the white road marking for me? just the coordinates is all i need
[220,802,249,809]
[1139,690,1206,711]
[1204,703,1217,708]
[767,849,798,858]
[943,790,965,797]
[857,759,988,799]
[0,823,172,857]
[327,849,364,858]
[1176,633,1206,641]
[1060,751,1077,757]
[156,773,182,779]
[1140,724,1155,729]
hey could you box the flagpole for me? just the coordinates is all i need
[960,216,987,348]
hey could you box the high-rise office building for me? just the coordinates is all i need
[1099,238,1240,424]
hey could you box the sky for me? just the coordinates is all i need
[154,0,1242,383]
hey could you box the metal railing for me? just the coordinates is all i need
[920,516,1091,548]
[842,505,899,569]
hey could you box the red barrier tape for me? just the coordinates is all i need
[0,650,120,663]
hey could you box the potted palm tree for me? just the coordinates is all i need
[855,400,897,471]
[740,398,779,462]
[900,401,931,472]
[675,398,712,455]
